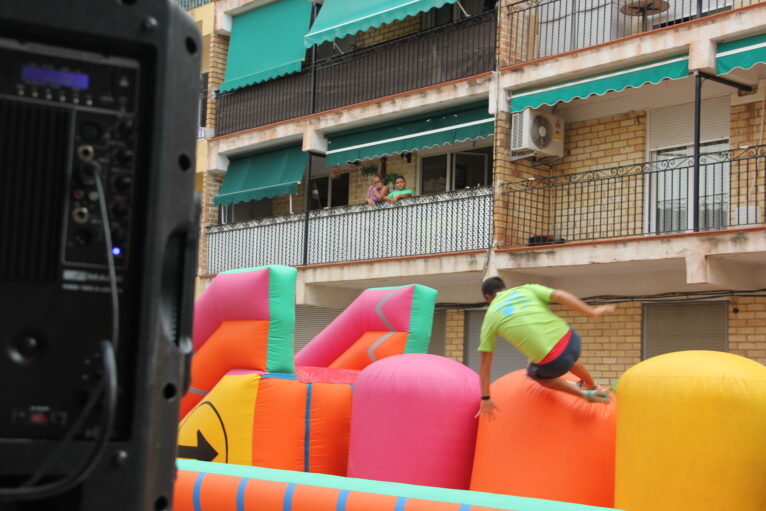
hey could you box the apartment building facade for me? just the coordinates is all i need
[183,0,766,383]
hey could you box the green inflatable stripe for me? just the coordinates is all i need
[404,284,438,354]
[177,459,620,511]
[223,265,296,374]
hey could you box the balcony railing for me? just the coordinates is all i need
[217,10,497,136]
[174,0,214,10]
[500,146,766,247]
[207,187,493,274]
[505,0,752,66]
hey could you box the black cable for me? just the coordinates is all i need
[0,341,117,501]
[0,166,121,501]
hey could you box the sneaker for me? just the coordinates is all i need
[583,388,610,404]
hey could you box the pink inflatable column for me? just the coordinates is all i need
[347,354,479,489]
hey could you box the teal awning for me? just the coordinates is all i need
[220,0,313,92]
[214,144,308,206]
[717,32,766,75]
[304,0,457,48]
[510,55,689,112]
[326,103,494,166]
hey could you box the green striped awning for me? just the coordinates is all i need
[717,32,766,75]
[326,103,493,166]
[304,0,457,47]
[214,144,308,206]
[510,55,689,113]
[220,0,313,92]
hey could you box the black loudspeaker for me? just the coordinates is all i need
[0,1,200,509]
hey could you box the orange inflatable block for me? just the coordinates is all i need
[329,331,408,370]
[180,320,269,417]
[178,371,354,475]
[470,370,616,508]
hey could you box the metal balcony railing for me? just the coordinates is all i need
[207,187,493,274]
[174,0,214,10]
[499,145,766,247]
[505,0,753,66]
[217,10,497,135]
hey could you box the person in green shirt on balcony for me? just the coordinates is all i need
[384,176,413,203]
[475,277,614,419]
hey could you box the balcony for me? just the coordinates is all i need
[216,10,497,136]
[505,0,757,66]
[500,145,765,247]
[206,187,492,274]
[174,0,214,10]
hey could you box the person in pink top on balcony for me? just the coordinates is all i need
[366,174,389,206]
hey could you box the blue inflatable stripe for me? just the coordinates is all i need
[261,373,298,380]
[237,478,249,511]
[395,496,408,511]
[193,472,205,511]
[336,489,350,511]
[304,383,313,472]
[283,482,297,511]
[459,505,472,511]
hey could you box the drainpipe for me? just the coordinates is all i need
[693,71,702,232]
[303,2,319,266]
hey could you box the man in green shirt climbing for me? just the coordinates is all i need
[476,277,614,419]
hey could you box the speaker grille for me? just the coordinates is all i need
[0,99,70,281]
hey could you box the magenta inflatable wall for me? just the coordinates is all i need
[347,354,480,489]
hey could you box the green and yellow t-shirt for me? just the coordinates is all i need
[478,284,569,363]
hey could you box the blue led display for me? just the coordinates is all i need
[21,65,90,90]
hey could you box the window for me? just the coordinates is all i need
[646,97,730,234]
[652,141,729,233]
[423,0,494,29]
[643,302,727,359]
[310,173,349,209]
[419,146,492,194]
[219,197,273,225]
[314,33,356,61]
[464,310,528,381]
[197,71,208,138]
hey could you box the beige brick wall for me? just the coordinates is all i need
[729,297,766,365]
[496,111,647,247]
[198,171,223,274]
[444,309,466,362]
[206,33,229,131]
[550,302,643,385]
[354,14,424,49]
[729,102,766,224]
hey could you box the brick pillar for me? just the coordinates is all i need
[729,297,766,366]
[444,309,466,363]
[198,170,223,277]
[206,32,229,132]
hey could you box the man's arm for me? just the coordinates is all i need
[550,289,615,318]
[475,350,499,419]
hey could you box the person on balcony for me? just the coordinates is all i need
[384,176,414,203]
[475,277,615,419]
[366,174,389,206]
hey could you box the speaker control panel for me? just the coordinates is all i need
[0,37,139,272]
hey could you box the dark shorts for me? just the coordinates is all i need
[526,329,582,380]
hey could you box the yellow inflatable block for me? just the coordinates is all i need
[178,373,260,466]
[615,350,766,511]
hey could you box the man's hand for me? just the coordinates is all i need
[474,399,500,420]
[590,304,616,318]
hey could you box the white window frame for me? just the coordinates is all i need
[643,97,731,234]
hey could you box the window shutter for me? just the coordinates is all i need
[429,310,447,356]
[643,302,728,359]
[294,305,344,354]
[464,310,528,381]
[646,96,730,152]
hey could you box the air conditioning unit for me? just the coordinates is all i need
[511,108,565,159]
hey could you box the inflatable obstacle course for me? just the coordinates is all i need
[178,266,766,510]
